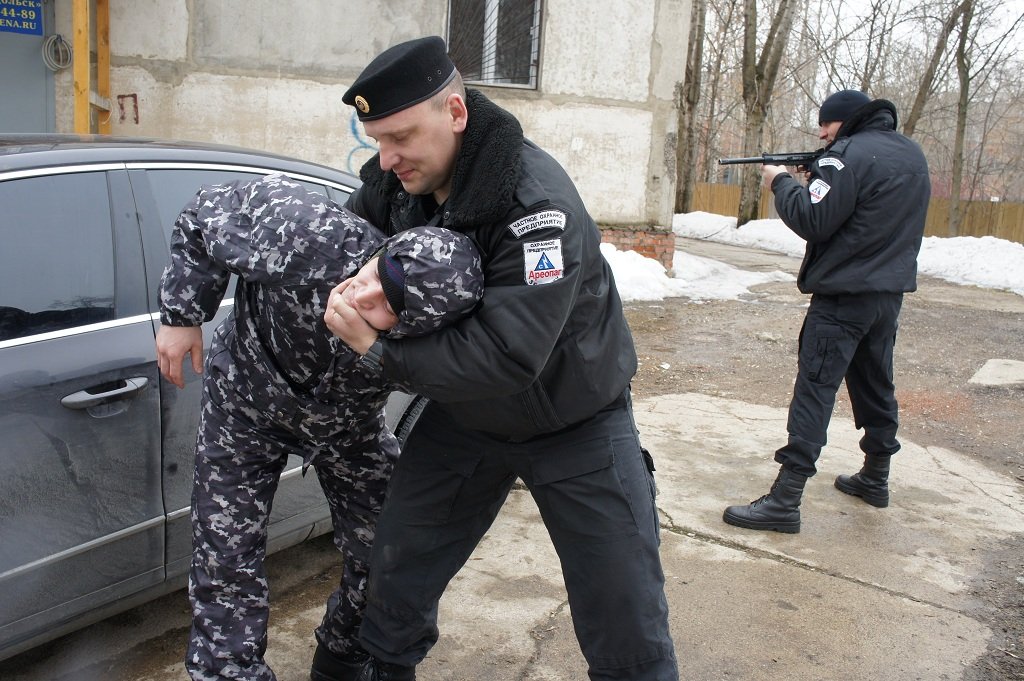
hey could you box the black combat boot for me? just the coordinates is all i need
[834,454,891,507]
[723,467,807,533]
[374,662,416,681]
[310,644,416,681]
[310,644,372,681]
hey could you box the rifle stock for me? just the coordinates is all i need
[717,149,824,166]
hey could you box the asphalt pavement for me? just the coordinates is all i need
[171,382,1024,679]
[402,385,1021,680]
[4,244,1023,680]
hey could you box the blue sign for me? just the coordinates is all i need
[0,0,43,36]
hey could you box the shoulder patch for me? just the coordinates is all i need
[523,238,565,285]
[808,179,831,204]
[507,209,567,239]
[818,157,845,170]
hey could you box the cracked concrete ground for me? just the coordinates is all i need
[3,237,1021,680]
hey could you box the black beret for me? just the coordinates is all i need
[818,89,871,125]
[343,36,456,121]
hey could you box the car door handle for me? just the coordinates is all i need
[61,377,150,410]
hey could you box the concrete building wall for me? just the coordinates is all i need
[51,0,688,230]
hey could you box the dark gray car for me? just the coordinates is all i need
[0,134,423,661]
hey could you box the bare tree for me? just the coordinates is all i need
[969,63,1024,201]
[800,0,902,97]
[948,0,975,235]
[736,0,800,226]
[860,1,909,90]
[904,1,969,137]
[945,0,1024,233]
[677,0,1024,227]
[964,86,1006,200]
[697,0,743,183]
[675,0,707,213]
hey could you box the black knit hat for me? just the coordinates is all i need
[377,251,407,314]
[818,89,871,125]
[343,36,456,121]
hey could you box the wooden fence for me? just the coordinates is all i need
[693,183,1024,243]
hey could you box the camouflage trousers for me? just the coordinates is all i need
[185,367,398,681]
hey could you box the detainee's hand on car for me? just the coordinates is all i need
[156,324,204,389]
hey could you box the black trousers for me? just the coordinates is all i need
[774,292,904,477]
[359,391,679,680]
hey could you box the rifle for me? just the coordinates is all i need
[717,149,824,167]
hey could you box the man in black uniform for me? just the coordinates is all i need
[723,90,930,534]
[321,36,677,681]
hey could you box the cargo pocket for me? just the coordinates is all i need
[529,443,639,540]
[385,432,485,527]
[802,322,844,386]
[883,330,897,384]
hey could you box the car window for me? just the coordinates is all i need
[0,172,115,342]
[147,169,330,246]
[328,185,353,206]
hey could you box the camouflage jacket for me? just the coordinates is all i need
[159,174,391,447]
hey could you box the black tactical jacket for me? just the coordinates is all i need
[770,99,930,295]
[348,90,637,439]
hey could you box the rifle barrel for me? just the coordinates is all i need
[717,156,764,165]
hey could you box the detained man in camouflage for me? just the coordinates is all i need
[155,173,483,681]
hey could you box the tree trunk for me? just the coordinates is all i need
[905,1,968,137]
[737,0,798,226]
[737,108,767,224]
[699,0,738,183]
[948,0,974,237]
[675,0,707,213]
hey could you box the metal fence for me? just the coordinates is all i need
[692,183,1024,244]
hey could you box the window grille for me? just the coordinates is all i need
[448,0,542,89]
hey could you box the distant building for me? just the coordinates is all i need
[2,0,690,235]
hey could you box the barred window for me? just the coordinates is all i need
[448,0,542,89]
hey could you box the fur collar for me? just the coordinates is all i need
[838,99,898,137]
[358,89,524,228]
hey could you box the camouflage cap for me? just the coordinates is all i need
[380,226,483,338]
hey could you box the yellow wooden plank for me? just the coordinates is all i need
[72,0,90,133]
[96,0,111,134]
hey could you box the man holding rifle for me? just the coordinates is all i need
[722,89,930,533]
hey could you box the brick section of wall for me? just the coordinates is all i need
[599,226,676,270]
